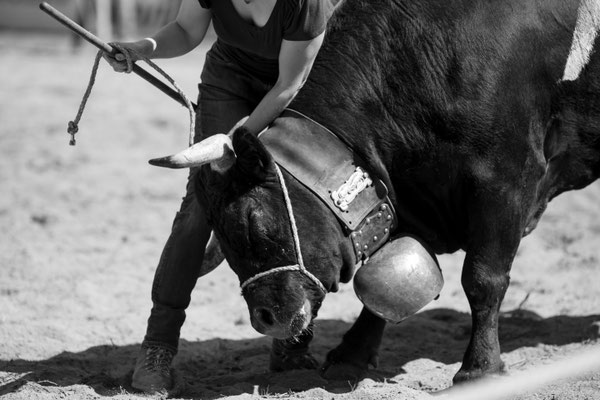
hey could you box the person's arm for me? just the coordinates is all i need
[105,0,211,71]
[149,0,212,59]
[240,32,325,135]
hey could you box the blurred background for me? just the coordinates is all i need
[0,0,187,42]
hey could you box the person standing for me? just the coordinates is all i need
[103,0,336,393]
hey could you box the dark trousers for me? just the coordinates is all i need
[142,41,274,352]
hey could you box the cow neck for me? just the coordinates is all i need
[259,109,398,266]
[240,163,328,294]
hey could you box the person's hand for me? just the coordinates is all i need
[227,116,250,136]
[102,40,151,73]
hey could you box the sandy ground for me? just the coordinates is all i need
[1,32,600,400]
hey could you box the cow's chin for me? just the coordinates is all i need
[249,298,313,340]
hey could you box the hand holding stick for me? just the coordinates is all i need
[39,1,196,109]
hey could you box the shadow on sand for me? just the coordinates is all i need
[1,308,599,399]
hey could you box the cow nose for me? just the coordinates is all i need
[254,307,275,327]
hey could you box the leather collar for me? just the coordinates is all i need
[259,109,397,264]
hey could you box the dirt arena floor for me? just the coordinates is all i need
[1,32,600,400]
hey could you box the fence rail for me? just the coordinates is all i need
[439,344,600,400]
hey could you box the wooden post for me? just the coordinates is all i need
[116,0,137,40]
[95,0,112,41]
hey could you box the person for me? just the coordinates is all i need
[103,0,336,393]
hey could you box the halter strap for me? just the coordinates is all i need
[240,164,327,294]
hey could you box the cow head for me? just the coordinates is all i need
[150,128,357,339]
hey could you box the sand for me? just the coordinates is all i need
[1,32,599,400]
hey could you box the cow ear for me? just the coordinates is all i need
[231,126,272,181]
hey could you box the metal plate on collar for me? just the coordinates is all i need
[260,110,388,231]
[351,203,395,262]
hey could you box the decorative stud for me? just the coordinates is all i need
[373,236,378,242]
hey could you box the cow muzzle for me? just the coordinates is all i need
[248,296,313,339]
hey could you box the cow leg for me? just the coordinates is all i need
[270,324,319,371]
[454,197,523,383]
[320,307,386,380]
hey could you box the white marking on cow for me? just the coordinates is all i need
[562,0,600,81]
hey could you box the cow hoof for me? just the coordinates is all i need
[270,351,319,372]
[320,341,378,381]
[320,360,367,381]
[319,347,375,381]
[453,362,506,383]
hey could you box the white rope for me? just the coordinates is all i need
[112,43,196,147]
[331,167,373,211]
[275,163,306,269]
[240,265,305,291]
[240,164,327,294]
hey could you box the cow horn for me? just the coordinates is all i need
[198,231,225,278]
[148,133,236,172]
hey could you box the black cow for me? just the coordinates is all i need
[151,0,600,384]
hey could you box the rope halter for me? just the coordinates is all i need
[240,164,328,295]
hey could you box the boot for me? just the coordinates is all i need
[131,344,174,393]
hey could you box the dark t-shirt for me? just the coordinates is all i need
[198,0,334,79]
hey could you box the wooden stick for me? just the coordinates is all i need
[39,1,196,109]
